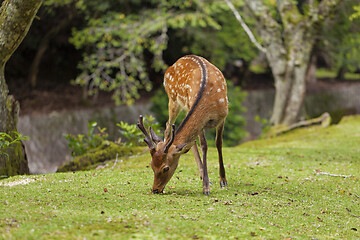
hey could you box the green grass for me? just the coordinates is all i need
[316,68,360,80]
[1,116,360,239]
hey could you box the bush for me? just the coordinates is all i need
[64,121,108,157]
[117,115,162,147]
[0,131,29,160]
[150,81,247,147]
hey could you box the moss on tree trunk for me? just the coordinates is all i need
[0,0,42,176]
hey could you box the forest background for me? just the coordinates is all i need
[1,0,360,174]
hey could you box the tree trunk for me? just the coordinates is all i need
[306,53,317,84]
[269,37,312,125]
[336,65,346,81]
[245,0,341,126]
[0,0,42,176]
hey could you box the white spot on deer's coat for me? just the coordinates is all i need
[217,88,221,93]
[219,98,225,103]
[172,89,174,93]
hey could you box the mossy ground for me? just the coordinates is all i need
[57,141,143,172]
[1,116,359,239]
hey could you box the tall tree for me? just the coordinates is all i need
[227,0,342,125]
[0,0,42,176]
[70,0,255,105]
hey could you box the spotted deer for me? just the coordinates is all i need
[137,55,228,195]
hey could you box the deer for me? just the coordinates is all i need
[137,55,228,195]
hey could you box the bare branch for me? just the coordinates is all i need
[314,170,353,178]
[224,0,266,53]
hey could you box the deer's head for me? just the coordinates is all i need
[137,115,190,194]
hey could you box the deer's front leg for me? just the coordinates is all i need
[164,100,181,141]
[191,142,203,180]
[199,131,210,195]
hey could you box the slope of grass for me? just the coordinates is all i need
[1,116,360,239]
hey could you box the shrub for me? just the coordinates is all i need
[0,131,29,160]
[64,121,108,157]
[150,81,247,147]
[117,115,162,147]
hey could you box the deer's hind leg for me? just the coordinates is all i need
[199,131,210,195]
[216,120,227,187]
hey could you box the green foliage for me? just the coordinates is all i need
[180,4,257,70]
[66,0,255,105]
[0,132,29,160]
[150,81,247,147]
[64,121,108,157]
[321,1,360,75]
[350,4,360,20]
[117,115,162,147]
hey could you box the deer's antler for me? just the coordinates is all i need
[137,115,155,149]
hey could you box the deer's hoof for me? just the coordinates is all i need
[203,190,210,196]
[220,180,227,188]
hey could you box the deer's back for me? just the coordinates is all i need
[164,55,228,121]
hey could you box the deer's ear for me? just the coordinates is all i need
[175,143,191,154]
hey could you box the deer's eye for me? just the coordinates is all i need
[163,167,170,173]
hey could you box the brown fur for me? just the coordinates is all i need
[138,55,228,195]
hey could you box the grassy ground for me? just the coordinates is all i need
[315,68,360,80]
[1,116,360,239]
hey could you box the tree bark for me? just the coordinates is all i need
[336,65,346,81]
[0,0,42,176]
[306,53,317,84]
[244,0,342,126]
